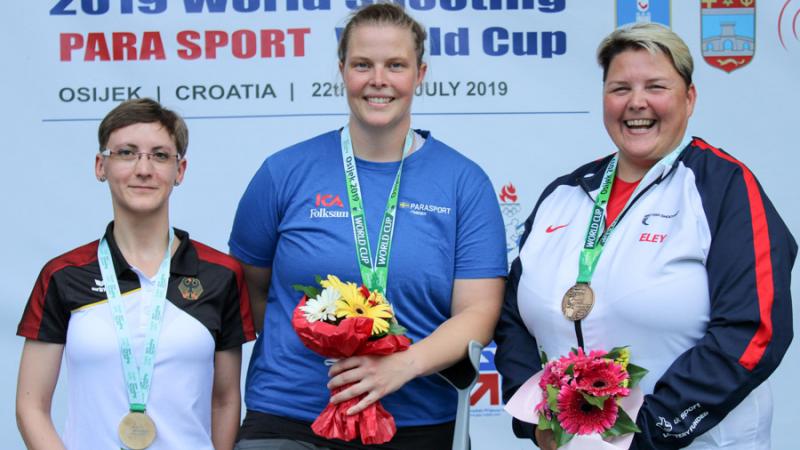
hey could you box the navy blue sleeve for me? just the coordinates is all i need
[494,230,540,441]
[494,179,564,442]
[632,143,797,449]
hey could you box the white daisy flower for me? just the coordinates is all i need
[300,287,339,323]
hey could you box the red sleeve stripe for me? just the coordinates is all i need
[693,138,775,371]
[192,240,257,341]
[18,241,98,339]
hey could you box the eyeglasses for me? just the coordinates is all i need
[101,148,181,165]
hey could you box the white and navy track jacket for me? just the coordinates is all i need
[495,138,796,449]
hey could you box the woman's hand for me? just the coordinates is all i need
[327,278,503,415]
[327,350,418,415]
[535,427,557,450]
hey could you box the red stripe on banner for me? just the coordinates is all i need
[692,138,775,371]
[192,240,256,340]
[18,241,98,339]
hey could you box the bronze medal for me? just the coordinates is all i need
[119,412,156,449]
[561,283,595,321]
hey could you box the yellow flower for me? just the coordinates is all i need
[614,347,631,371]
[336,290,393,336]
[613,347,631,388]
[321,275,350,296]
[367,290,390,306]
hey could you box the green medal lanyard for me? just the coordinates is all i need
[340,125,414,294]
[577,156,622,284]
[576,151,673,282]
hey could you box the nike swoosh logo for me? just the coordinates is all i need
[545,224,568,233]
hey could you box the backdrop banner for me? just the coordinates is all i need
[2,2,799,449]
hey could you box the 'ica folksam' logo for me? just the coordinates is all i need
[701,0,756,73]
[778,0,800,50]
[616,0,671,28]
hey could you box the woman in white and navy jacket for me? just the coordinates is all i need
[495,23,796,450]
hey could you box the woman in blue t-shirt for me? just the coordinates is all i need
[229,3,507,450]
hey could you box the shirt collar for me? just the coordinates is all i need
[101,221,198,278]
[580,135,693,194]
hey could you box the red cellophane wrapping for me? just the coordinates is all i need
[291,297,412,445]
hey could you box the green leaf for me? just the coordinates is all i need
[540,350,549,365]
[371,331,388,339]
[565,364,575,377]
[626,364,649,389]
[552,420,574,447]
[546,385,560,413]
[581,392,608,409]
[314,274,323,285]
[388,321,407,336]
[537,414,553,431]
[605,346,627,360]
[601,407,641,437]
[292,284,319,299]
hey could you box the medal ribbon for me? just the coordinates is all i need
[577,140,690,284]
[340,125,414,294]
[577,156,622,283]
[97,228,174,413]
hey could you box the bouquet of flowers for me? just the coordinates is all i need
[506,347,648,449]
[291,275,411,445]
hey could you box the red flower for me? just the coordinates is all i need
[556,386,618,435]
[574,359,630,397]
[359,285,371,300]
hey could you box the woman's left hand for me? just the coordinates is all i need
[327,278,504,415]
[327,351,418,415]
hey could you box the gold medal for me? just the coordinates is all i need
[561,283,595,321]
[119,411,156,449]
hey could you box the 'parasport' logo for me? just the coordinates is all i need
[701,0,756,73]
[616,0,671,28]
[778,0,800,50]
[397,201,452,216]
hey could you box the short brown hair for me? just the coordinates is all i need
[597,23,693,87]
[337,2,426,68]
[98,98,189,157]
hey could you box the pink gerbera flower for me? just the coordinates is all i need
[563,348,607,366]
[539,359,569,390]
[574,359,630,397]
[557,386,618,435]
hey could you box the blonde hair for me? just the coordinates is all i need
[597,23,693,87]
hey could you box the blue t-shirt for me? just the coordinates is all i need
[229,129,507,426]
